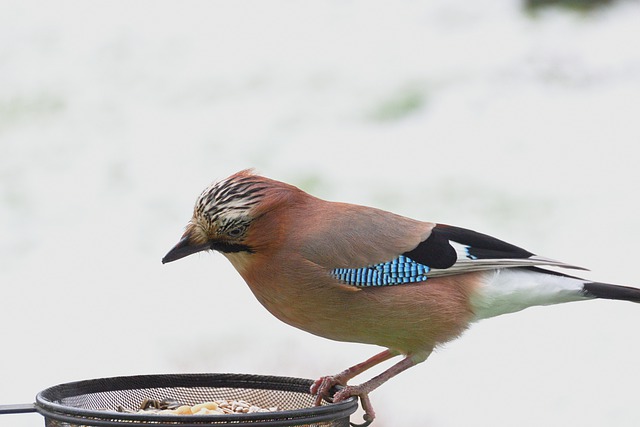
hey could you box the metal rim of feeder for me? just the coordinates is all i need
[34,373,359,427]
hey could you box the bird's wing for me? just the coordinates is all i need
[408,224,586,277]
[330,224,586,287]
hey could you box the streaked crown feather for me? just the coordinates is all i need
[194,169,269,225]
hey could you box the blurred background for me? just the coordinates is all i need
[2,0,640,426]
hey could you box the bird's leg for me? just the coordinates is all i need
[333,352,430,424]
[311,349,398,406]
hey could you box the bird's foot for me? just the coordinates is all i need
[311,378,375,426]
[310,375,345,406]
[334,385,376,426]
[311,350,397,407]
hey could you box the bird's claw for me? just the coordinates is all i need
[335,385,376,426]
[311,380,376,426]
[310,375,344,405]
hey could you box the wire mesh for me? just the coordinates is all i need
[35,373,358,427]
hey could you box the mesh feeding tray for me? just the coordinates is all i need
[33,373,359,427]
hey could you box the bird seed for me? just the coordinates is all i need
[117,398,278,415]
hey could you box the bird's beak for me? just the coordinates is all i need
[162,234,212,264]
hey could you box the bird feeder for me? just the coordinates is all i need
[1,373,360,427]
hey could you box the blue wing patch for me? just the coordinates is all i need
[332,255,430,287]
[464,245,477,260]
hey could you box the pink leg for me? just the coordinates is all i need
[311,349,397,406]
[334,352,430,424]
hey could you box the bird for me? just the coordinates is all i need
[162,169,640,425]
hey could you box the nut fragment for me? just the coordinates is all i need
[173,405,193,415]
[117,398,279,415]
[191,402,219,413]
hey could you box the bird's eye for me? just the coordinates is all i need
[227,227,244,238]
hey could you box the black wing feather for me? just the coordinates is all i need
[403,226,458,269]
[403,224,534,267]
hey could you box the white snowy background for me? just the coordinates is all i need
[1,1,640,426]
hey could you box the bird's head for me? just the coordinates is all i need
[162,170,291,265]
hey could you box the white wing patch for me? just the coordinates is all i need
[426,240,586,278]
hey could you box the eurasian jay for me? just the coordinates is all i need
[163,170,640,424]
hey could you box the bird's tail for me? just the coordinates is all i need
[472,268,640,321]
[583,282,640,303]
